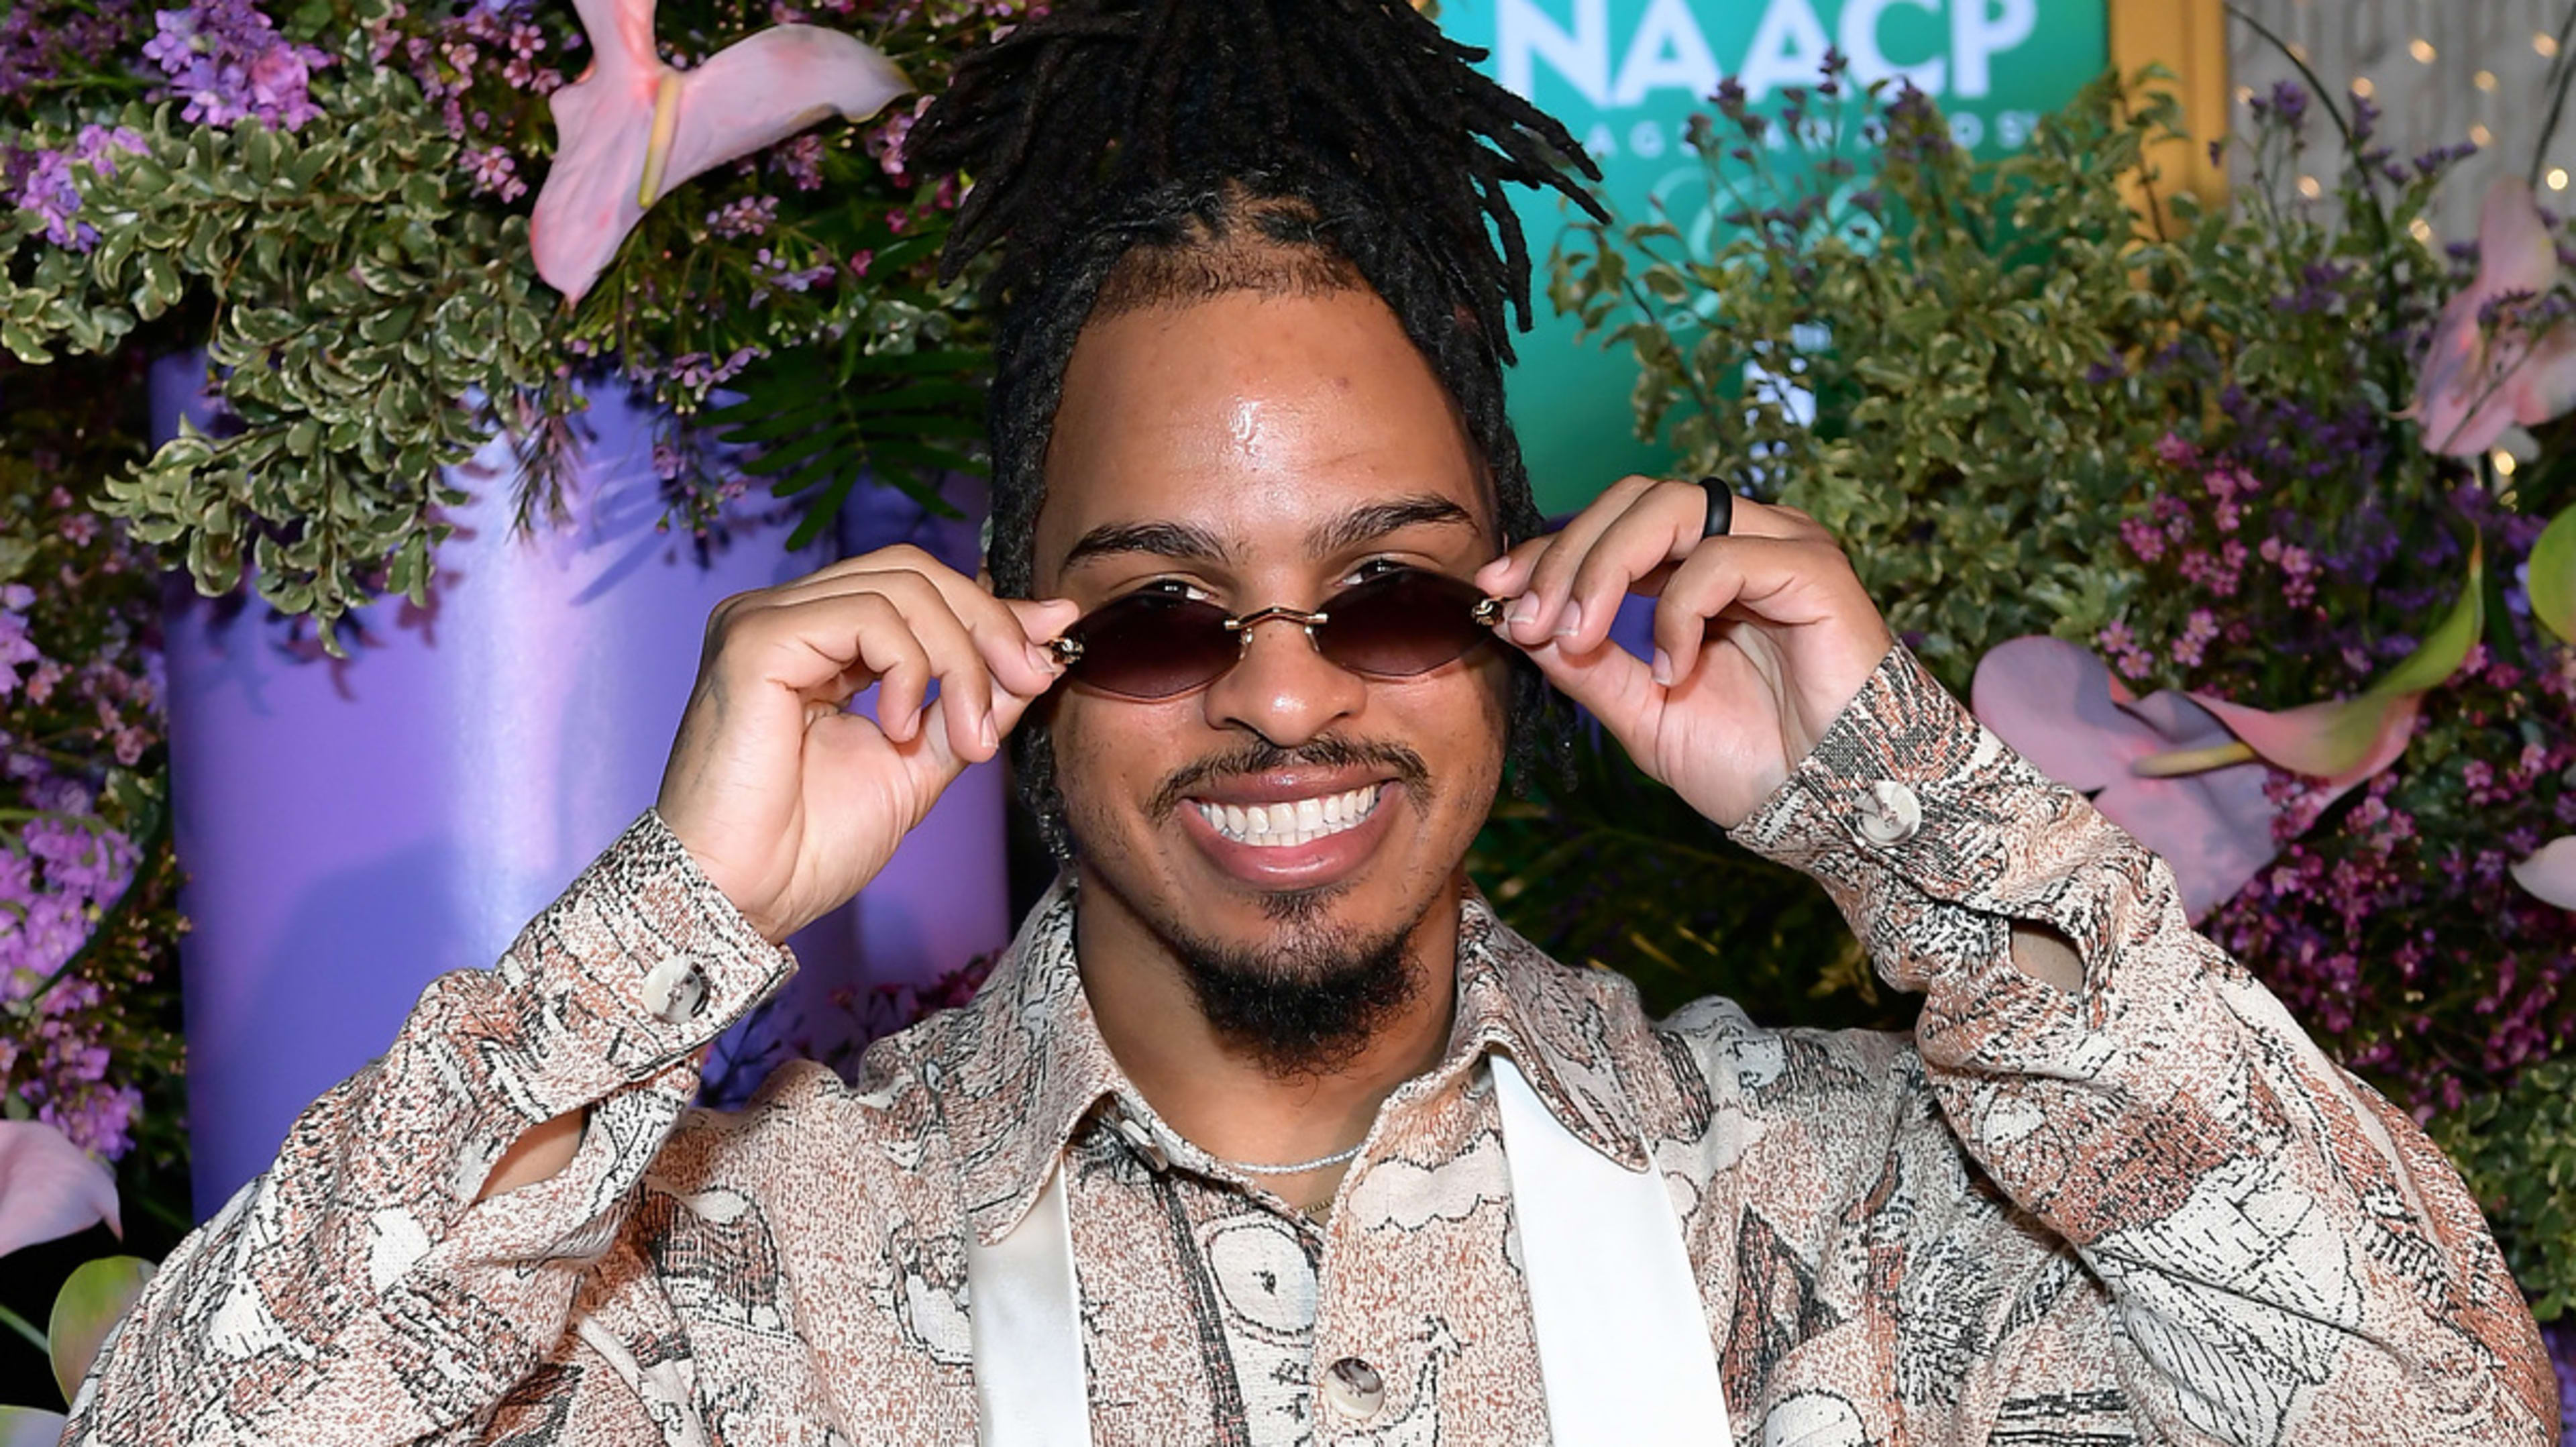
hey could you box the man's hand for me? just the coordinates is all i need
[1476,478,1894,830]
[654,545,1079,943]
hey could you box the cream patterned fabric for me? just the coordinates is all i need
[63,647,2555,1445]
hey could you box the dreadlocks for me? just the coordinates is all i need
[906,0,1605,855]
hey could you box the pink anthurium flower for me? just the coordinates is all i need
[0,1405,68,1446]
[2406,176,2576,456]
[0,1120,120,1263]
[2512,835,2576,909]
[530,0,910,304]
[2168,539,2483,812]
[1970,636,2279,922]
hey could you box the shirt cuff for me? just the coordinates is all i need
[1727,642,2170,999]
[474,808,797,1122]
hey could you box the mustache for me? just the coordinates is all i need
[1146,735,1434,820]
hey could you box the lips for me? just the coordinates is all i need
[1177,771,1401,888]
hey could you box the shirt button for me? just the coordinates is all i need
[1856,779,1923,846]
[1110,1112,1171,1172]
[1320,1356,1385,1421]
[641,957,710,1024]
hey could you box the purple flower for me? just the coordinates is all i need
[706,194,780,239]
[144,0,333,131]
[13,149,97,250]
[772,133,826,192]
[72,125,147,175]
[462,145,525,201]
[2265,79,2309,133]
[0,1,142,101]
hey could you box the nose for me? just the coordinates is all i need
[1200,611,1366,747]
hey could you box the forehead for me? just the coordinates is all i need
[1033,286,1487,574]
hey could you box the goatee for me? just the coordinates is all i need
[1165,904,1419,1079]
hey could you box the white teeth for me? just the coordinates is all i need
[1196,785,1383,847]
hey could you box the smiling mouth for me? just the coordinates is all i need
[1192,784,1385,848]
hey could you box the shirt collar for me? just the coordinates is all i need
[944,876,1653,1246]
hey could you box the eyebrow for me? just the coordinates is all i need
[1061,494,1477,572]
[1305,494,1478,556]
[1061,520,1236,570]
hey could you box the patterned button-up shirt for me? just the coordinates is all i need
[66,647,2554,1444]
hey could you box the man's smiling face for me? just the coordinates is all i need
[1032,282,1512,1065]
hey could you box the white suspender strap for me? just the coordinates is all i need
[964,1161,1090,1446]
[1491,1053,1734,1447]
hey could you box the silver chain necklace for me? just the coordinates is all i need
[1210,1141,1363,1175]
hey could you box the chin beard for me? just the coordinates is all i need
[1163,900,1421,1079]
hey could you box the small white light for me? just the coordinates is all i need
[2237,84,2257,106]
[2472,123,2496,147]
[2410,37,2437,63]
[2493,449,2520,476]
[2352,76,2376,99]
[2477,70,2500,92]
[2543,32,2564,59]
[2409,216,2436,243]
[2551,168,2570,191]
[2298,174,2323,199]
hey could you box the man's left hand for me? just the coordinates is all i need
[1475,476,1894,830]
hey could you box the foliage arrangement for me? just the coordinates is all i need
[0,353,186,1201]
[1529,42,2576,1334]
[0,350,189,1417]
[1,0,1017,649]
[0,0,1016,1400]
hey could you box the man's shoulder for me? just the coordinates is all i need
[1638,988,1935,1137]
[653,1006,977,1199]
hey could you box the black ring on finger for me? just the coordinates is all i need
[1696,476,1735,539]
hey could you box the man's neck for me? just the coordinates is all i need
[1071,875,1464,1174]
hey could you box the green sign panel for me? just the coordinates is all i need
[1436,0,2110,514]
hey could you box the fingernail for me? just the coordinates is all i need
[1506,593,1540,628]
[1553,601,1585,639]
[1652,648,1674,686]
[980,711,999,753]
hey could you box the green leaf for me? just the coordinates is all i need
[48,1256,154,1404]
[2369,537,2484,700]
[844,347,987,378]
[786,472,857,549]
[739,427,845,477]
[836,382,984,417]
[2529,503,2576,643]
[0,323,53,365]
[765,454,845,499]
[703,394,837,446]
[138,253,181,318]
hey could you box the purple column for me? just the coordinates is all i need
[152,358,1009,1215]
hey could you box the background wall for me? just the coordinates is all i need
[2230,0,2576,238]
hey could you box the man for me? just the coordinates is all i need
[66,0,2553,1442]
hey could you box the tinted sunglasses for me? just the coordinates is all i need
[1045,568,1511,700]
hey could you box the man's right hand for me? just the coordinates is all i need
[653,545,1079,943]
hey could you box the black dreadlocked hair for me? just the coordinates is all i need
[906,0,1605,856]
